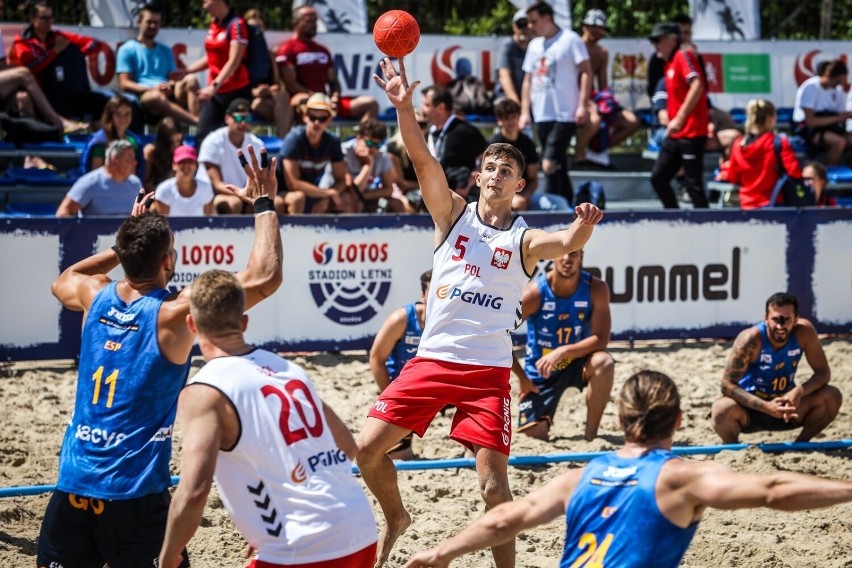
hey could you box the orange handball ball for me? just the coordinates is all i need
[373,10,420,58]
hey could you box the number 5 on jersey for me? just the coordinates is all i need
[452,235,469,261]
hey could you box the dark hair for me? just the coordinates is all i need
[803,161,827,182]
[137,5,161,21]
[815,60,830,76]
[358,118,387,140]
[420,270,432,294]
[672,14,693,25]
[114,213,172,280]
[145,116,181,192]
[526,1,554,19]
[765,292,798,316]
[494,98,521,118]
[101,94,135,141]
[25,0,50,18]
[824,59,848,79]
[422,85,454,111]
[482,142,525,174]
[618,370,681,443]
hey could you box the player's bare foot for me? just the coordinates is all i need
[374,510,412,567]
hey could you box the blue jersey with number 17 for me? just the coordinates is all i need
[57,282,190,499]
[560,448,698,568]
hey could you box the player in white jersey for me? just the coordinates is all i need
[357,56,603,568]
[159,270,377,568]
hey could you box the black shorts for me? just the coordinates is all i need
[742,407,800,434]
[37,489,189,568]
[517,357,588,431]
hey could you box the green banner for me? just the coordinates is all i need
[723,54,771,93]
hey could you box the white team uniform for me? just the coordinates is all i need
[418,202,531,368]
[189,349,377,565]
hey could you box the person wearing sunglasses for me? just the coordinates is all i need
[712,292,841,443]
[341,118,408,213]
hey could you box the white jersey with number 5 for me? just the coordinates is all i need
[189,349,376,564]
[418,202,531,368]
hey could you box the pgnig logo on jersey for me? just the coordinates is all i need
[308,241,392,325]
[436,283,504,310]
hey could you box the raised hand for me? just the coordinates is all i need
[373,57,421,110]
[226,146,278,203]
[573,202,604,226]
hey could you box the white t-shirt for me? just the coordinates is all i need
[153,176,214,216]
[522,29,589,123]
[340,137,392,192]
[792,75,846,123]
[189,349,377,564]
[197,127,264,187]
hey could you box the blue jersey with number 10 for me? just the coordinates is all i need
[738,320,802,400]
[560,448,698,568]
[57,282,190,499]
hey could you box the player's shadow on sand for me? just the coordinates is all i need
[0,530,37,555]
[550,433,623,447]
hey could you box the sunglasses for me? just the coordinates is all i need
[230,114,252,123]
[307,112,331,123]
[769,315,793,326]
[516,19,529,27]
[364,139,384,149]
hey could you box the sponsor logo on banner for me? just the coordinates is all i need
[308,241,392,326]
[610,52,648,102]
[167,241,239,294]
[794,50,848,86]
[430,45,493,89]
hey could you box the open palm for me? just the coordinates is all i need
[373,57,420,109]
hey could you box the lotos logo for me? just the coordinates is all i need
[291,462,307,483]
[313,242,334,265]
[430,46,493,89]
[435,283,504,310]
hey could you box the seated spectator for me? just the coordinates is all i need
[152,145,214,216]
[116,5,199,127]
[489,98,569,212]
[717,99,801,209]
[802,161,837,207]
[184,0,253,148]
[56,140,142,217]
[1,82,62,145]
[341,119,406,213]
[445,166,477,204]
[278,93,352,215]
[493,9,534,105]
[143,116,183,193]
[276,5,379,124]
[80,94,144,176]
[243,8,293,138]
[11,0,110,125]
[386,108,428,212]
[197,98,264,215]
[421,85,488,172]
[792,59,852,165]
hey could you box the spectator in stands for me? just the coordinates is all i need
[198,98,264,215]
[802,161,837,207]
[421,85,488,173]
[718,99,801,209]
[184,0,252,148]
[489,98,568,212]
[649,23,710,209]
[445,166,477,204]
[11,0,110,125]
[80,94,144,175]
[275,4,379,124]
[243,8,292,138]
[116,5,199,128]
[341,119,406,213]
[278,93,351,215]
[792,59,852,166]
[56,139,142,217]
[520,1,591,203]
[386,107,428,213]
[152,144,214,216]
[574,9,641,169]
[143,116,183,193]
[493,9,534,105]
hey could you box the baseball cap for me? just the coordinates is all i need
[649,23,680,41]
[513,9,528,26]
[305,92,336,116]
[582,9,608,29]
[172,144,197,164]
[226,98,252,115]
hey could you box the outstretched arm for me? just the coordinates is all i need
[522,203,603,273]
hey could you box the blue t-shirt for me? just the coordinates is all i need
[738,320,803,400]
[57,282,190,499]
[116,39,176,87]
[524,271,593,384]
[66,167,142,216]
[385,302,424,380]
[80,128,144,176]
[561,449,698,568]
[280,125,343,185]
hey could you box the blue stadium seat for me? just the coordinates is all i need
[634,108,653,127]
[4,167,74,187]
[729,107,746,126]
[827,165,852,184]
[2,202,57,217]
[377,107,397,122]
[258,135,282,155]
[776,107,794,125]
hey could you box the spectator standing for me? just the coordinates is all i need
[520,1,592,202]
[243,8,293,138]
[152,145,214,216]
[56,140,142,217]
[792,59,852,165]
[341,119,407,213]
[422,85,488,172]
[718,99,801,209]
[275,4,379,123]
[197,98,264,215]
[143,116,183,193]
[649,23,710,208]
[184,0,252,148]
[802,161,837,207]
[116,5,199,127]
[80,94,144,175]
[493,9,534,105]
[11,0,110,125]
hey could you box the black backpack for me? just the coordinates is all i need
[448,75,493,116]
[768,136,815,207]
[227,17,272,86]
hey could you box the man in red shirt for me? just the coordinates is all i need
[648,23,709,208]
[275,5,379,123]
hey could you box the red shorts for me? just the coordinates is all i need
[336,96,354,118]
[248,542,376,568]
[367,357,512,455]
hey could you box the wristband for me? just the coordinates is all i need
[253,196,274,215]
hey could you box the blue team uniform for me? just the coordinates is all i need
[561,449,698,568]
[57,282,190,499]
[524,271,593,384]
[738,320,803,401]
[385,302,423,381]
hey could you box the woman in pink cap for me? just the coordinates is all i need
[152,144,215,216]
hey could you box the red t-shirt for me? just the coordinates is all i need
[719,132,802,209]
[665,48,708,139]
[274,37,332,93]
[204,14,249,94]
[11,28,99,77]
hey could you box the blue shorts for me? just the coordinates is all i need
[517,356,588,431]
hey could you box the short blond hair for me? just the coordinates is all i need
[190,270,245,336]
